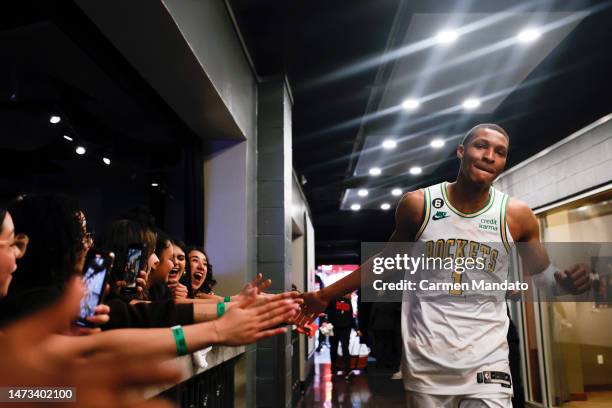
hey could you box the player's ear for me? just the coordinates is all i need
[457,144,464,160]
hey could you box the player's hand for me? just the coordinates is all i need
[505,289,521,300]
[295,291,329,328]
[555,263,592,294]
[356,330,363,337]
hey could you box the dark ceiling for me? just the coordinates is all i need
[228,0,612,264]
[0,1,196,183]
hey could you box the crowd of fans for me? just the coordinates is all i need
[0,194,301,407]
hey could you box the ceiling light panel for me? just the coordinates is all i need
[340,188,406,211]
[377,13,585,114]
[353,134,443,177]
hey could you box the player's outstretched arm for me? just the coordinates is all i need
[295,190,424,327]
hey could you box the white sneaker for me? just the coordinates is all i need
[391,370,402,380]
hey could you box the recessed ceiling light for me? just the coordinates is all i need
[63,135,73,142]
[350,204,361,211]
[436,30,458,44]
[151,182,159,187]
[380,203,391,210]
[358,189,369,197]
[462,98,481,110]
[391,188,402,196]
[409,166,422,175]
[49,115,61,124]
[517,28,541,43]
[102,157,111,165]
[382,139,397,149]
[430,139,445,148]
[401,99,420,111]
[369,167,382,176]
[75,146,86,155]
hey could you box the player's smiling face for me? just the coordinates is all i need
[457,128,508,186]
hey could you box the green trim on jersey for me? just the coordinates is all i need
[414,188,431,241]
[441,182,494,218]
[500,193,511,253]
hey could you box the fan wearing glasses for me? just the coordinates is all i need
[0,205,28,297]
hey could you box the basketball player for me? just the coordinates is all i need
[295,124,591,407]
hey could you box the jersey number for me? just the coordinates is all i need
[450,271,462,295]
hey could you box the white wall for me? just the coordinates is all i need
[495,114,612,208]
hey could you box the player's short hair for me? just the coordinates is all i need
[461,124,509,146]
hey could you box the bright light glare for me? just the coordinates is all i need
[350,204,361,211]
[63,135,73,142]
[358,189,369,197]
[463,98,481,110]
[380,203,391,210]
[50,115,61,124]
[409,166,422,175]
[102,157,111,165]
[382,139,397,149]
[391,188,402,196]
[430,139,445,148]
[151,183,159,187]
[75,146,86,155]
[436,30,458,44]
[401,99,420,111]
[517,28,541,43]
[369,167,382,176]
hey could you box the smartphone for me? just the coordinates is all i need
[77,249,114,327]
[121,243,147,294]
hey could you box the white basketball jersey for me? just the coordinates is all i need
[401,181,514,395]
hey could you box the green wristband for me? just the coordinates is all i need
[171,325,188,356]
[224,295,231,302]
[217,301,226,318]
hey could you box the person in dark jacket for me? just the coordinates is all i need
[368,301,402,370]
[326,292,358,375]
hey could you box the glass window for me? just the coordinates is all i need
[538,189,612,406]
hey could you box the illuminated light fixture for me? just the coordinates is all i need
[49,115,61,124]
[401,98,420,111]
[369,167,382,176]
[63,135,73,142]
[357,189,369,197]
[409,166,422,175]
[102,157,111,165]
[517,28,541,43]
[75,146,86,155]
[350,204,361,211]
[382,139,397,149]
[151,182,159,187]
[380,203,391,210]
[391,188,402,196]
[462,98,481,110]
[430,139,445,148]
[436,30,458,44]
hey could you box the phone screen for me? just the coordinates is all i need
[78,252,111,324]
[124,246,144,288]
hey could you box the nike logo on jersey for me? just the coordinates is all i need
[432,211,450,220]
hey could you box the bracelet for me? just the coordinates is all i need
[217,302,226,318]
[224,295,231,302]
[171,325,188,356]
